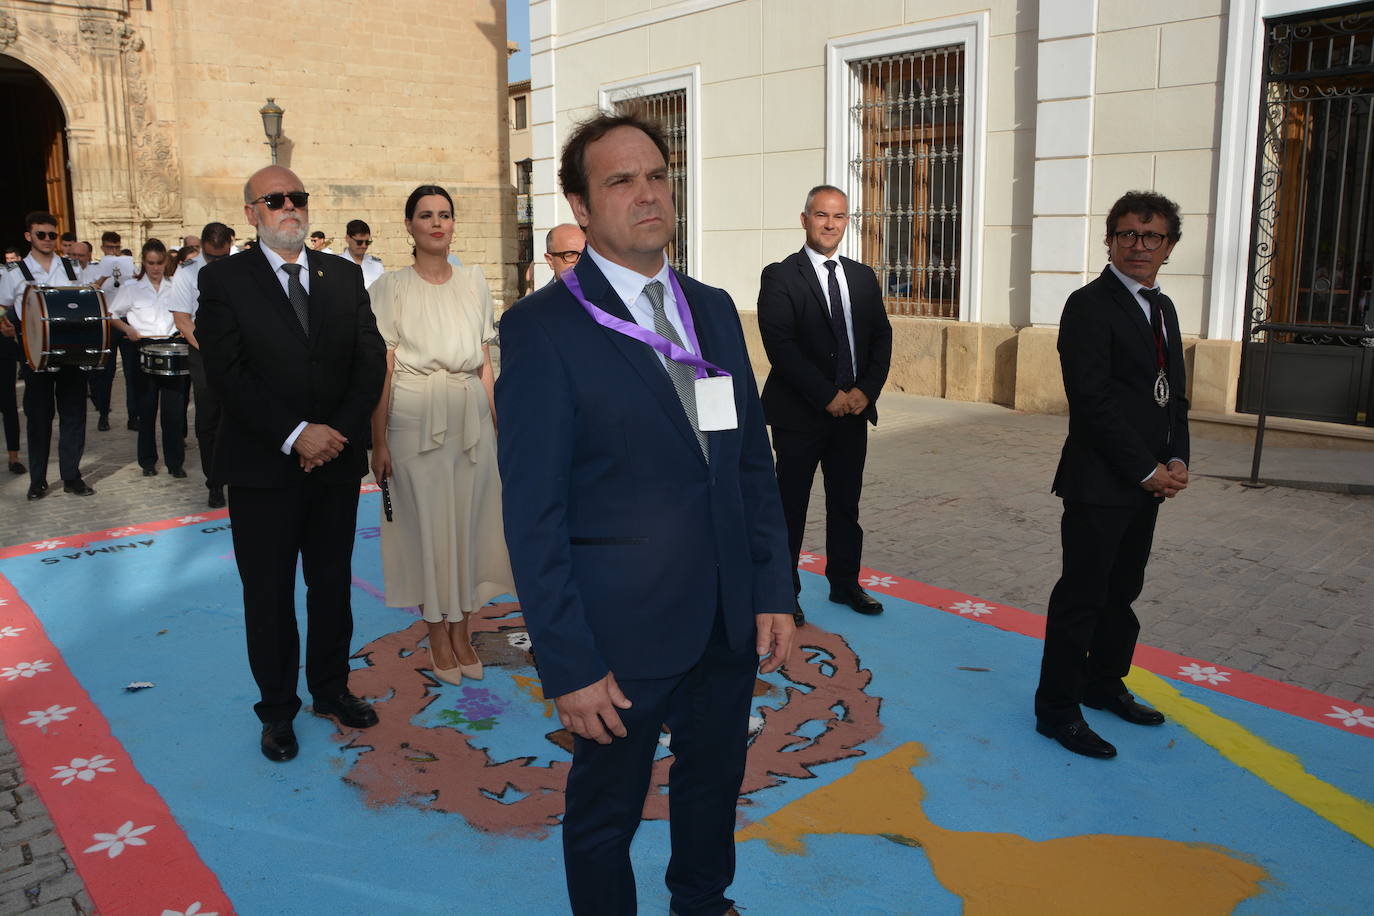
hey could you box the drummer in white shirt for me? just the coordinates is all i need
[0,211,95,499]
[108,238,187,479]
[340,219,384,289]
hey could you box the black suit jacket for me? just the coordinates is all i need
[757,249,893,430]
[196,245,386,488]
[1052,266,1190,507]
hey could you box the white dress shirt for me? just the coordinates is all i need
[2,254,81,317]
[582,245,694,369]
[108,274,178,337]
[1108,263,1165,341]
[339,252,385,289]
[259,244,312,454]
[92,255,136,290]
[803,245,857,369]
[167,257,205,317]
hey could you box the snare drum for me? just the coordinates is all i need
[139,339,190,376]
[20,285,111,372]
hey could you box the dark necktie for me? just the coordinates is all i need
[1139,286,1167,372]
[825,260,856,390]
[645,280,707,459]
[279,262,310,334]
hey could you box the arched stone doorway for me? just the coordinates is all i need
[0,54,74,253]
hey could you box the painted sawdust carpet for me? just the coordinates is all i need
[1,490,1371,914]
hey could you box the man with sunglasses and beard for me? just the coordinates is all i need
[197,166,386,763]
[170,221,235,508]
[0,212,95,499]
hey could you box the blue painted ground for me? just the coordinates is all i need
[3,493,1371,915]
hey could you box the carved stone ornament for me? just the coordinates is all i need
[120,27,181,219]
[78,15,138,55]
[0,14,17,51]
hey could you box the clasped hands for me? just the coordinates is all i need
[552,613,796,745]
[294,422,348,471]
[826,388,869,417]
[1140,459,1189,499]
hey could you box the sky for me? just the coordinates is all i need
[508,1,530,83]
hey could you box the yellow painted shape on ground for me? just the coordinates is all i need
[736,743,1265,916]
[1126,666,1374,848]
[511,674,554,718]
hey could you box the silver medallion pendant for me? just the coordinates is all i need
[1154,368,1170,407]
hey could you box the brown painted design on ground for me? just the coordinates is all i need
[335,605,883,837]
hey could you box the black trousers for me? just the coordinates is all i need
[86,330,120,417]
[187,347,220,486]
[117,335,140,419]
[136,370,186,471]
[771,415,869,593]
[0,349,19,452]
[562,608,756,916]
[1035,499,1160,725]
[22,364,87,485]
[228,481,361,723]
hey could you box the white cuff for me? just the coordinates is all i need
[281,421,308,455]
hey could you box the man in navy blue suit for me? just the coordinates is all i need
[497,112,796,916]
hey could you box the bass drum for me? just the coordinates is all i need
[20,284,111,372]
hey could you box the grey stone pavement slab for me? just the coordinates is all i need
[2,377,1372,911]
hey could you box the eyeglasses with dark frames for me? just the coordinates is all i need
[548,250,582,263]
[1112,230,1169,251]
[250,191,311,210]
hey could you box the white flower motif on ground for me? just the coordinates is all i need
[0,596,9,605]
[505,632,532,651]
[161,903,217,916]
[174,515,206,525]
[31,540,65,551]
[797,554,818,566]
[107,527,142,537]
[861,575,898,589]
[2,660,53,680]
[83,821,154,858]
[1178,662,1232,685]
[52,755,116,785]
[0,625,26,638]
[1324,706,1374,729]
[950,600,994,617]
[747,715,765,735]
[21,705,76,727]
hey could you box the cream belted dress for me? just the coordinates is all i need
[369,265,514,622]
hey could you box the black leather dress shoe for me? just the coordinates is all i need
[27,481,49,500]
[1084,693,1166,726]
[829,586,884,615]
[62,479,95,496]
[97,413,111,431]
[1036,718,1117,759]
[312,693,379,729]
[169,467,187,479]
[260,720,298,762]
[7,461,24,475]
[207,485,226,509]
[142,467,158,477]
[793,600,806,626]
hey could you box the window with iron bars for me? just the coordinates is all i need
[850,45,964,318]
[614,89,689,274]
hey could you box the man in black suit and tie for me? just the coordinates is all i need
[757,185,893,625]
[1035,190,1190,760]
[197,166,386,762]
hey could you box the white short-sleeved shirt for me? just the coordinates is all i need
[167,257,206,317]
[337,252,384,289]
[92,255,136,290]
[108,274,178,338]
[1,254,82,318]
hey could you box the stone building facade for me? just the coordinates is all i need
[1,0,517,302]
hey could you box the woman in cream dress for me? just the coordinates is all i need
[369,185,513,685]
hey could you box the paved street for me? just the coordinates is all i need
[2,376,1372,913]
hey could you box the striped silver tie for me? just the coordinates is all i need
[644,280,707,459]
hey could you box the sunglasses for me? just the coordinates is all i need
[31,231,59,241]
[202,251,230,263]
[349,238,373,246]
[250,191,311,210]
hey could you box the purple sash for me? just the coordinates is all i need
[562,267,730,381]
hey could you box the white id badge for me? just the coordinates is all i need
[694,375,737,430]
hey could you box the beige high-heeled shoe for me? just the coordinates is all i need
[429,641,463,686]
[450,619,483,680]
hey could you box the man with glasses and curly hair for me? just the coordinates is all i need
[1034,190,1190,761]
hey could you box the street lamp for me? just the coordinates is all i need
[259,98,284,164]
